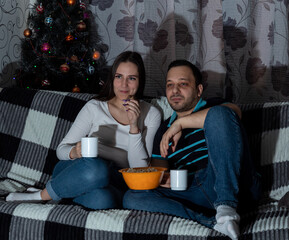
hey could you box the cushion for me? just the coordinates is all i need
[240,102,289,201]
[0,88,93,194]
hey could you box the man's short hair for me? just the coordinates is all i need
[167,60,203,86]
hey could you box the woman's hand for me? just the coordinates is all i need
[69,141,82,159]
[160,120,182,158]
[123,99,140,133]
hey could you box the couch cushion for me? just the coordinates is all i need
[240,102,289,201]
[0,199,288,239]
[0,88,93,193]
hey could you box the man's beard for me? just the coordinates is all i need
[168,95,198,113]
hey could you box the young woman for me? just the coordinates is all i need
[6,51,162,209]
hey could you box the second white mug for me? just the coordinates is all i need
[170,169,188,191]
[81,137,98,157]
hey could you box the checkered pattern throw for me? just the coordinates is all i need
[0,88,289,239]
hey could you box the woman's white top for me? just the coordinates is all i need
[56,99,161,168]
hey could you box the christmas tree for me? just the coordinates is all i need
[17,0,107,93]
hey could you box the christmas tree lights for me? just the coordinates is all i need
[17,0,107,93]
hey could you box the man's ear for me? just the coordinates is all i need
[197,84,203,97]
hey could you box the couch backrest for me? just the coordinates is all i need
[0,88,289,201]
[0,88,93,193]
[239,102,289,200]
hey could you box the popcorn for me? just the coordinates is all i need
[125,167,157,173]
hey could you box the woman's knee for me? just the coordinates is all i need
[81,157,110,186]
[51,160,73,178]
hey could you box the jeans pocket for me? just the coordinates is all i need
[194,168,207,186]
[190,168,215,209]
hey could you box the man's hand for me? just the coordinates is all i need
[160,120,182,158]
[160,172,171,188]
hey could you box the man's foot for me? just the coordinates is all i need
[214,219,239,239]
[214,205,240,239]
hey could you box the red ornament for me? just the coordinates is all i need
[41,79,51,86]
[60,63,70,73]
[23,28,32,38]
[67,0,76,6]
[92,50,100,60]
[65,33,74,42]
[76,21,86,32]
[36,3,44,14]
[41,43,50,53]
[80,2,86,10]
[72,85,80,93]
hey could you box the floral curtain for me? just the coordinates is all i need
[1,0,289,103]
[89,0,289,103]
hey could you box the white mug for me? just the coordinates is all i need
[81,137,98,157]
[170,169,188,191]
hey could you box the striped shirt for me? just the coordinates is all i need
[152,98,225,176]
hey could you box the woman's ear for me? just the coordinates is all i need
[197,84,203,97]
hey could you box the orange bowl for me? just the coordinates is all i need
[119,167,167,190]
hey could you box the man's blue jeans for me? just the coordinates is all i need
[123,106,261,228]
[46,157,127,209]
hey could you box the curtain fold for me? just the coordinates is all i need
[1,0,289,103]
[89,0,289,103]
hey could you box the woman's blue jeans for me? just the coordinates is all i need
[46,157,127,210]
[123,106,261,228]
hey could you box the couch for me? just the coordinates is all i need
[0,87,288,239]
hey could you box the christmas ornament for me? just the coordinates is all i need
[83,12,90,19]
[41,79,51,86]
[60,63,70,73]
[45,16,53,26]
[65,33,74,42]
[86,65,95,75]
[36,3,44,14]
[70,55,78,62]
[72,85,80,93]
[41,43,51,53]
[76,21,86,31]
[92,50,100,60]
[23,28,32,38]
[79,1,86,10]
[67,0,76,6]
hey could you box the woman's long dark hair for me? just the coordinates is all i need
[95,51,146,101]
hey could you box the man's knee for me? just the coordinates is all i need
[207,105,237,121]
[205,105,239,131]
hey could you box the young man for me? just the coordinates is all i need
[123,60,261,240]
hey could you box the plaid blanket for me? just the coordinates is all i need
[0,88,289,239]
[0,88,93,193]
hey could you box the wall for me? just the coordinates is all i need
[0,0,34,87]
